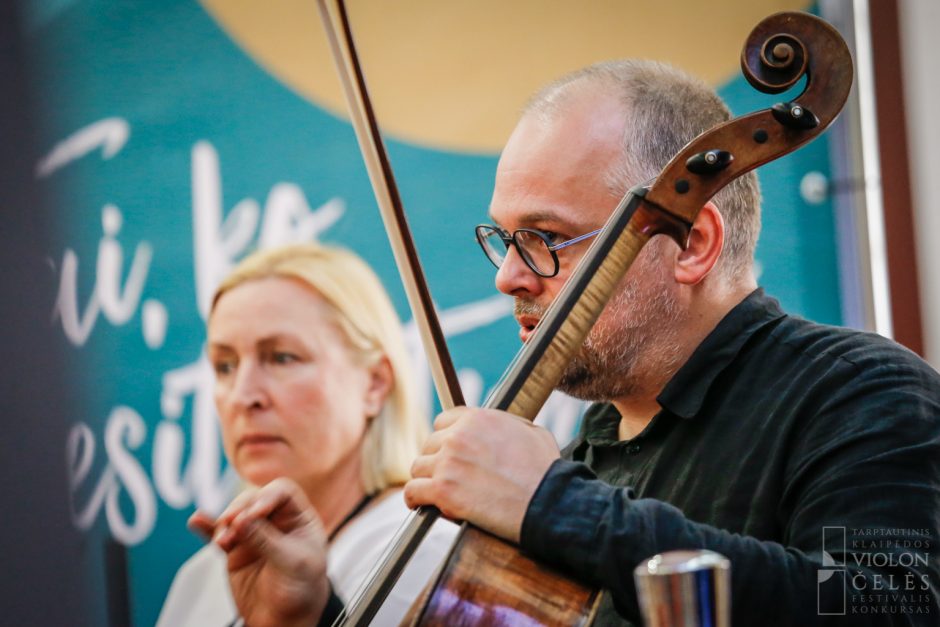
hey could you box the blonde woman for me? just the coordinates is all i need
[158,243,455,627]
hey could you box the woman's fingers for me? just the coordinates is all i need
[187,511,216,540]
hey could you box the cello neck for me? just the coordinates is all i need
[486,187,690,419]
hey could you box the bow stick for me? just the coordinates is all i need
[316,0,464,410]
[316,0,464,623]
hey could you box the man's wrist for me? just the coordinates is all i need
[518,459,612,565]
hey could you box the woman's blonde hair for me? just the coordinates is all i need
[210,242,427,494]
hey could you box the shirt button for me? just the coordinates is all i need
[627,443,641,455]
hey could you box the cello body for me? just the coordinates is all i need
[416,526,601,625]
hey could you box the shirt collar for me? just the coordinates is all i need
[573,288,786,451]
[656,288,786,419]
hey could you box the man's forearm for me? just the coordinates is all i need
[520,460,938,626]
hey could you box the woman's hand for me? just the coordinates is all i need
[189,477,332,627]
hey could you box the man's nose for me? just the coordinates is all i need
[494,244,544,297]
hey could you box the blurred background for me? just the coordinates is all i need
[1,0,937,624]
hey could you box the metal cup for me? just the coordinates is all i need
[633,549,731,627]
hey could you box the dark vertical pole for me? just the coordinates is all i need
[105,538,132,627]
[0,1,89,625]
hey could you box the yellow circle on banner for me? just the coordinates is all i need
[200,0,812,154]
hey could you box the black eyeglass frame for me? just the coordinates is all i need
[474,224,603,278]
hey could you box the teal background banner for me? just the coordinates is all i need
[19,1,836,624]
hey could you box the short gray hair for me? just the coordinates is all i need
[525,59,761,279]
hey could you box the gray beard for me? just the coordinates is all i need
[515,268,684,403]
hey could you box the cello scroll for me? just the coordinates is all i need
[643,12,853,241]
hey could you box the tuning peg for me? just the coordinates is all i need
[686,149,733,175]
[772,101,819,130]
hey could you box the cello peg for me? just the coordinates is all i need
[772,101,819,130]
[686,149,733,175]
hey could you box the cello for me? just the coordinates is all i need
[316,4,854,624]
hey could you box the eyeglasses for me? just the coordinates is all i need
[474,224,603,278]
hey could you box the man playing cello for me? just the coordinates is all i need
[201,60,940,626]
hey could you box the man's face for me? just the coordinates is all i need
[488,91,684,401]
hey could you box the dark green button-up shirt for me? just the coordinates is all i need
[521,289,940,625]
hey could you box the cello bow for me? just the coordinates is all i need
[316,4,853,624]
[316,1,462,624]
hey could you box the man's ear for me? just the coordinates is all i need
[675,201,724,285]
[363,356,394,419]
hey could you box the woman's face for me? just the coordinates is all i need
[207,276,388,493]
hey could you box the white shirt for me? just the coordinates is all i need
[156,490,457,626]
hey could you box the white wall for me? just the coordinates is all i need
[900,0,940,368]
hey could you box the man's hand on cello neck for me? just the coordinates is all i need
[404,406,561,543]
